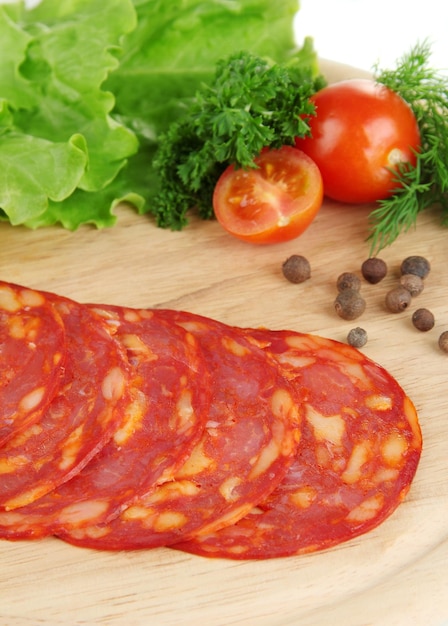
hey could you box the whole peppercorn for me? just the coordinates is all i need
[438,331,448,353]
[347,327,368,348]
[400,273,424,297]
[412,308,435,332]
[282,255,311,284]
[334,289,366,320]
[400,255,431,279]
[336,272,361,292]
[385,286,412,313]
[361,257,388,284]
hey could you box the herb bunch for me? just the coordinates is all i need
[368,41,448,253]
[151,48,325,230]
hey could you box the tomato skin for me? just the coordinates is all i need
[213,146,323,244]
[295,79,421,204]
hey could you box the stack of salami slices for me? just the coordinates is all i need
[0,280,422,559]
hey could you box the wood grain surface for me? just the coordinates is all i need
[1,61,447,626]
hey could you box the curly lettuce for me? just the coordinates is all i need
[0,0,316,230]
[0,0,139,227]
[106,0,306,141]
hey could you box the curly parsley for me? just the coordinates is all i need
[150,47,325,230]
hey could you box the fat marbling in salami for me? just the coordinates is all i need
[57,312,302,550]
[0,281,65,446]
[173,329,422,559]
[0,305,210,538]
[0,295,129,511]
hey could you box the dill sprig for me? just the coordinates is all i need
[368,41,448,254]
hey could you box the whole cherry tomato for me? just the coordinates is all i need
[295,78,421,204]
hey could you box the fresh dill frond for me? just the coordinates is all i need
[369,40,448,253]
[367,156,433,253]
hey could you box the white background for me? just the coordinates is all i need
[294,0,448,75]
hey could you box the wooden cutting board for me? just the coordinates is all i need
[1,60,447,626]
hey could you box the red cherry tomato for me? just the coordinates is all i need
[212,146,323,244]
[295,78,421,204]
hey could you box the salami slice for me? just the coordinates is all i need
[0,281,66,446]
[0,296,129,511]
[173,329,423,559]
[57,311,302,551]
[0,306,209,539]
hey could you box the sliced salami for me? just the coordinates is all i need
[173,329,423,559]
[0,296,129,511]
[0,306,209,539]
[57,312,302,551]
[0,281,66,446]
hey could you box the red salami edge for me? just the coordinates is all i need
[0,281,66,446]
[172,328,422,559]
[56,311,303,551]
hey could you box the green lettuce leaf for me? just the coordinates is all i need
[0,7,35,109]
[106,0,303,141]
[0,0,139,227]
[13,0,139,191]
[22,150,153,229]
[0,0,317,230]
[0,128,88,226]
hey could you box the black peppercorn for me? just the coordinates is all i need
[400,256,431,279]
[336,272,361,292]
[412,308,435,332]
[361,257,388,284]
[400,273,424,297]
[439,331,448,353]
[282,255,311,284]
[347,327,368,348]
[334,289,366,320]
[385,286,412,313]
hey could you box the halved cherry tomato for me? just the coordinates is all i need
[295,78,421,204]
[213,146,323,244]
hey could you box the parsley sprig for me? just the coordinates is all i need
[150,48,325,230]
[368,41,448,253]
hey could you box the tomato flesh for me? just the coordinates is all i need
[213,146,323,244]
[295,79,421,204]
